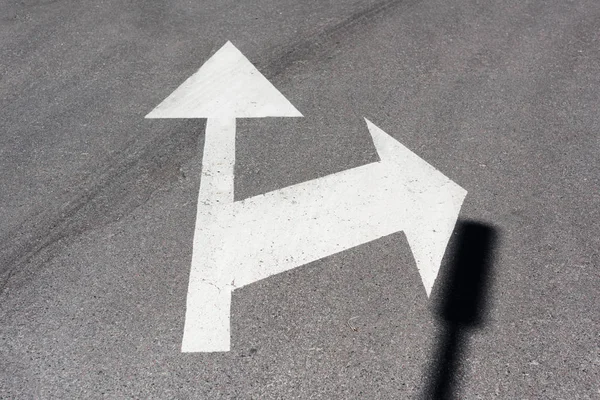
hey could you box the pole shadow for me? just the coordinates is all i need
[421,220,499,399]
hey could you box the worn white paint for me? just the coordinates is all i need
[146,40,301,207]
[146,41,467,353]
[198,119,236,206]
[182,119,466,352]
[145,41,301,119]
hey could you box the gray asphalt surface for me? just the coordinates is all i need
[1,0,599,398]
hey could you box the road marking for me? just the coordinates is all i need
[147,41,302,206]
[146,41,301,119]
[146,42,467,352]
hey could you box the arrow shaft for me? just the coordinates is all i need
[182,159,465,351]
[184,161,396,352]
[199,118,236,206]
[181,119,467,352]
[203,161,436,287]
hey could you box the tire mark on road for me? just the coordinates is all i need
[0,120,202,301]
[260,0,419,79]
[0,0,419,300]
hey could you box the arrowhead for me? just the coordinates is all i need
[146,41,302,119]
[365,118,467,296]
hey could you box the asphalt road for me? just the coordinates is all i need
[1,0,599,398]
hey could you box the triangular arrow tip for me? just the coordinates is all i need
[364,117,468,298]
[146,41,302,119]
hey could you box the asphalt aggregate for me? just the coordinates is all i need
[1,0,599,398]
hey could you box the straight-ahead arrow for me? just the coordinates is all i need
[146,41,302,206]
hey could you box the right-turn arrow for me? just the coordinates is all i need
[181,118,466,353]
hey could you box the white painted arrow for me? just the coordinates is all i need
[146,42,467,353]
[146,41,302,206]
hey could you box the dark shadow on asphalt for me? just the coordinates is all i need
[421,220,498,400]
